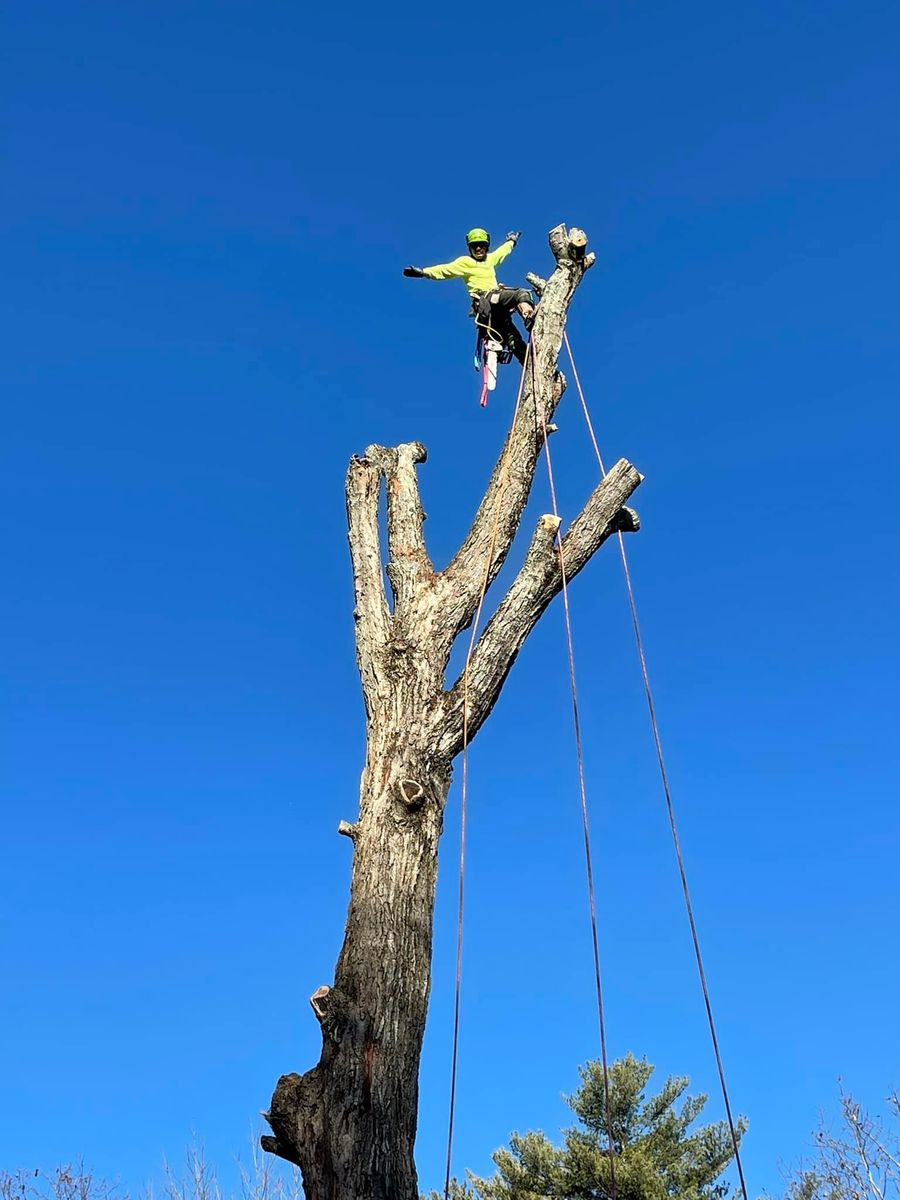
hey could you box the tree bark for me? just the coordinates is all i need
[262,225,642,1199]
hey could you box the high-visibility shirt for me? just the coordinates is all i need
[422,240,515,296]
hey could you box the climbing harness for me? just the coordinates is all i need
[443,327,749,1200]
[471,288,533,406]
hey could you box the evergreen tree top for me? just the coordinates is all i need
[429,1052,746,1200]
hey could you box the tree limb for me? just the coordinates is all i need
[346,454,390,716]
[365,441,433,611]
[435,458,642,758]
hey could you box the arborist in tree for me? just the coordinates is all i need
[403,228,536,364]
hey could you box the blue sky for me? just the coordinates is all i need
[2,0,898,1194]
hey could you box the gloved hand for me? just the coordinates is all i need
[403,265,426,277]
[505,230,522,245]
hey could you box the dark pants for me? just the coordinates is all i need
[471,287,532,364]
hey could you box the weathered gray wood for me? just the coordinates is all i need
[435,461,642,758]
[346,454,390,717]
[263,225,643,1200]
[366,441,433,609]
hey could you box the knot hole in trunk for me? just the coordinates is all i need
[396,777,426,811]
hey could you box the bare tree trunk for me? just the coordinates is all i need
[262,226,643,1199]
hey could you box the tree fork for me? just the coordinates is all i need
[262,225,643,1199]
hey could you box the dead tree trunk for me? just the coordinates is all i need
[262,225,643,1199]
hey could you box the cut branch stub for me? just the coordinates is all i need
[547,223,594,269]
[568,227,588,259]
[548,224,569,262]
[259,1135,301,1168]
[310,985,331,1022]
[612,506,640,533]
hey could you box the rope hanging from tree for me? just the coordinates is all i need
[443,329,749,1200]
[443,350,530,1200]
[532,338,619,1200]
[562,331,750,1200]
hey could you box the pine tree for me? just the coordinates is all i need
[434,1053,745,1200]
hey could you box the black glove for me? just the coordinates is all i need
[403,265,426,278]
[505,230,521,245]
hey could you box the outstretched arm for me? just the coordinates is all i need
[421,256,470,280]
[403,256,469,280]
[487,232,519,268]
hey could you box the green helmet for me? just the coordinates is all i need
[466,227,490,247]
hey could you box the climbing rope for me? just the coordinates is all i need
[444,348,531,1200]
[563,331,750,1200]
[443,324,749,1200]
[532,343,619,1200]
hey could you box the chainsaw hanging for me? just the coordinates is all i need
[472,286,536,407]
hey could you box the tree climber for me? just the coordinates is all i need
[403,228,537,364]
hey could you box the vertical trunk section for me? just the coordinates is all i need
[265,722,450,1200]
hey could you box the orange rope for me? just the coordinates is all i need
[533,344,619,1200]
[444,347,530,1199]
[563,331,749,1200]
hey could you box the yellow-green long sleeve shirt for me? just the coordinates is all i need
[422,239,515,296]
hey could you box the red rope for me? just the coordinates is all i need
[444,349,530,1199]
[533,345,619,1200]
[563,331,749,1200]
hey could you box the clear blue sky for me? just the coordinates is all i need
[2,0,898,1194]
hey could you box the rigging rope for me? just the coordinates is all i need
[532,344,619,1200]
[443,325,749,1200]
[563,331,750,1200]
[444,348,530,1200]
